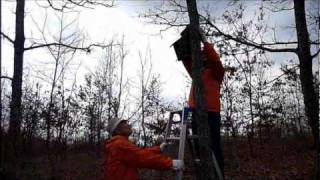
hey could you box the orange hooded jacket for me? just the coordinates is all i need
[105,135,172,180]
[182,42,225,112]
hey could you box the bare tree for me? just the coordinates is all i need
[0,0,115,165]
[221,65,241,172]
[98,38,129,146]
[79,38,129,153]
[79,74,98,149]
[37,0,115,12]
[186,0,220,179]
[6,0,25,161]
[29,10,83,150]
[21,80,43,156]
[137,46,153,147]
[141,1,319,177]
[27,10,87,179]
[141,0,318,144]
[0,0,3,172]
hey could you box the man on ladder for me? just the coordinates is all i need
[172,25,225,178]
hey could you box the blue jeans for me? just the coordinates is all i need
[191,111,224,174]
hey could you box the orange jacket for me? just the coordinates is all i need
[182,42,225,112]
[104,135,172,180]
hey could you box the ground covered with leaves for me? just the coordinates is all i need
[223,135,315,180]
[6,135,315,180]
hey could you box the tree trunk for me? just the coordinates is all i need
[46,56,59,150]
[186,0,219,179]
[293,0,319,178]
[0,0,3,171]
[8,0,25,158]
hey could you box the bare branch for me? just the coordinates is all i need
[44,0,115,11]
[263,6,294,12]
[75,0,115,8]
[24,42,114,52]
[264,64,299,86]
[0,76,13,81]
[260,41,297,45]
[46,0,68,11]
[311,49,320,59]
[1,31,14,44]
[259,41,318,46]
[141,0,297,53]
[262,0,294,12]
[200,15,297,53]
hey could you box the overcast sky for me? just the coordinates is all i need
[2,1,191,102]
[1,0,319,104]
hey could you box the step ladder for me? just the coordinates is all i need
[164,107,223,180]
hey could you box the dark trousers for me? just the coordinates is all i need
[191,111,224,174]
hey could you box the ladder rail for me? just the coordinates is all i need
[164,108,224,180]
[212,151,224,180]
[164,112,174,142]
[175,108,188,180]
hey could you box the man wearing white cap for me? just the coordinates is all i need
[104,118,184,180]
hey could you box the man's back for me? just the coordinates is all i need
[105,136,139,180]
[105,135,172,180]
[182,42,225,112]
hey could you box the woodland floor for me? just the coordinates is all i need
[3,135,316,180]
[222,135,315,180]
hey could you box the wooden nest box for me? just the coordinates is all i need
[173,26,191,61]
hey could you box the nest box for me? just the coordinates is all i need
[173,26,191,61]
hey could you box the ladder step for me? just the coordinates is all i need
[167,136,181,141]
[187,135,199,139]
[171,120,182,124]
[166,135,199,141]
[194,158,201,164]
[170,110,182,114]
[171,120,193,124]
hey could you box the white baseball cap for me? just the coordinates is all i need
[108,118,127,135]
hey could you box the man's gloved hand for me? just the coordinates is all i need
[172,160,184,170]
[199,27,207,43]
[160,142,167,152]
